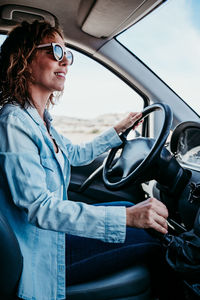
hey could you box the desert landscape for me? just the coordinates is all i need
[52,113,128,143]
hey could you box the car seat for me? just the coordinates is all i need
[0,211,23,300]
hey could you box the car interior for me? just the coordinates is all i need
[0,0,200,299]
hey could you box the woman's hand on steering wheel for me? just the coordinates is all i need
[126,198,169,234]
[114,112,143,135]
[103,103,173,190]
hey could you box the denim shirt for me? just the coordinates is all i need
[0,103,126,300]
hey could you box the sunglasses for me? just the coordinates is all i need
[36,43,73,65]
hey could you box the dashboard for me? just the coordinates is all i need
[160,121,200,232]
[170,121,200,171]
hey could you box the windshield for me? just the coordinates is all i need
[117,0,200,115]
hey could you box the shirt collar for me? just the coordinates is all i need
[25,104,53,128]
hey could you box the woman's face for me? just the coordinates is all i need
[28,32,68,96]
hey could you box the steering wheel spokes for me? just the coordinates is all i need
[103,103,173,190]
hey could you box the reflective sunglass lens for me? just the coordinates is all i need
[52,44,73,65]
[54,44,63,61]
[66,51,73,65]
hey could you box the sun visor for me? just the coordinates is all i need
[81,0,165,38]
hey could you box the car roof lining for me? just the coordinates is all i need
[0,0,165,52]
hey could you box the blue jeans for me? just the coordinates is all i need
[65,202,182,299]
[66,202,161,280]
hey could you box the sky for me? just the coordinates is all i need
[0,0,200,118]
[118,0,200,115]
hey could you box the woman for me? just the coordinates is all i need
[0,20,170,300]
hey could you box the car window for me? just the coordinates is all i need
[0,34,6,44]
[117,0,200,116]
[49,49,144,143]
[0,35,144,143]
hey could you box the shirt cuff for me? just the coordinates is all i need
[104,206,126,243]
[102,127,123,148]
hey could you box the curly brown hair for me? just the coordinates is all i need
[0,20,64,107]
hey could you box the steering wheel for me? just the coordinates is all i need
[103,103,173,190]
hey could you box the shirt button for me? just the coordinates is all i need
[59,266,64,271]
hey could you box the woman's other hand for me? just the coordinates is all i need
[114,112,142,135]
[126,198,169,234]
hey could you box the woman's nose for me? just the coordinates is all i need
[60,54,69,66]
